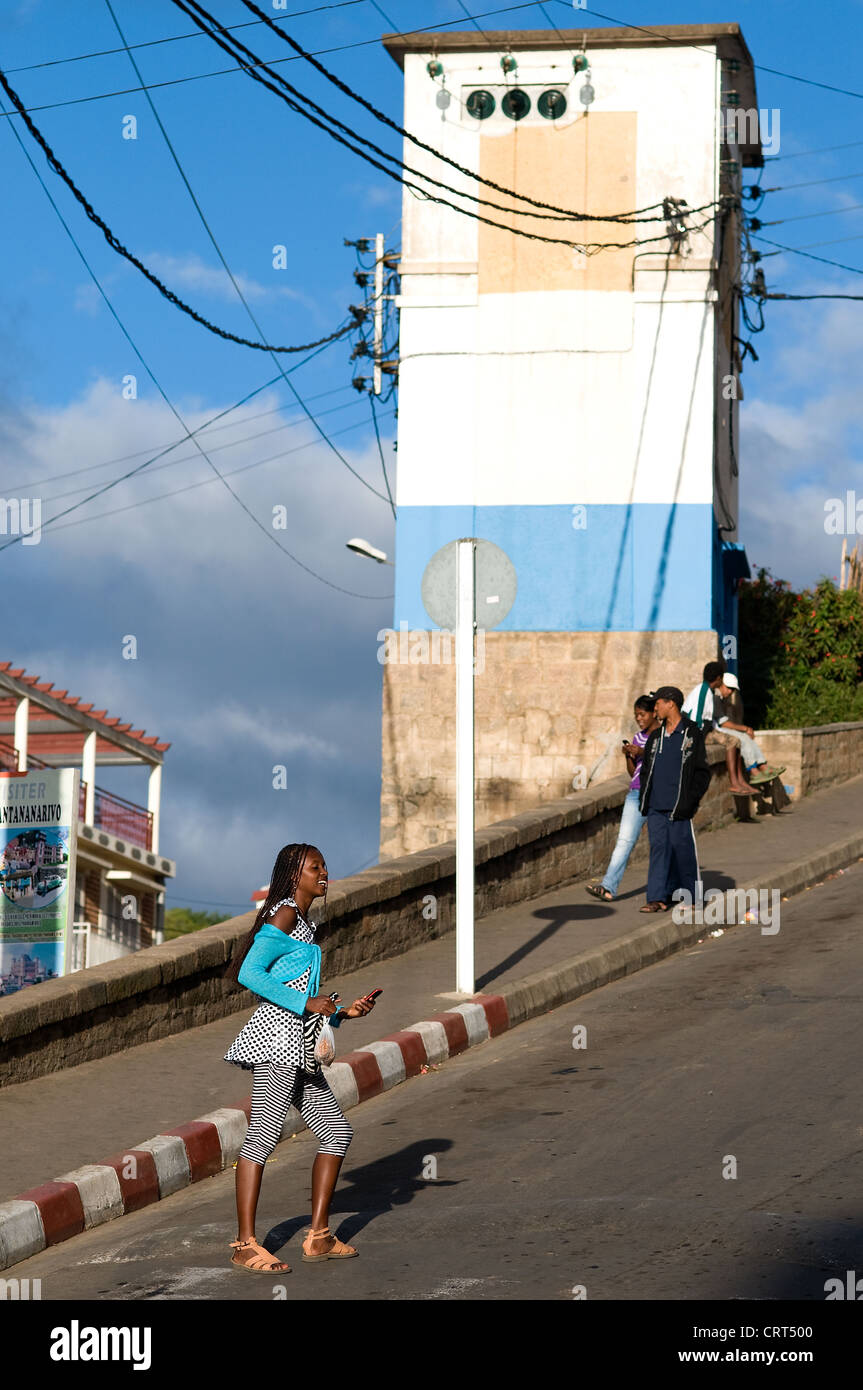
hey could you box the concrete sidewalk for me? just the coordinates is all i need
[2,773,863,1206]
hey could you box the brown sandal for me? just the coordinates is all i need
[302,1226,358,1261]
[639,901,668,913]
[229,1237,291,1274]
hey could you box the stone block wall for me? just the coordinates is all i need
[0,742,734,1087]
[380,628,719,858]
[754,722,863,800]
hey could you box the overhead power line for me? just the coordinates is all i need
[241,0,686,225]
[5,385,353,492]
[46,408,395,535]
[103,0,387,505]
[173,0,720,254]
[4,0,367,73]
[752,235,863,276]
[555,3,863,103]
[0,94,389,599]
[773,232,863,252]
[759,171,863,195]
[761,203,863,228]
[10,0,863,123]
[368,391,395,517]
[32,395,365,505]
[0,3,543,120]
[0,65,358,356]
[764,292,863,302]
[764,139,863,163]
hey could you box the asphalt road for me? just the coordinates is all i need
[12,860,863,1302]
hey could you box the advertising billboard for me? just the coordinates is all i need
[0,768,79,995]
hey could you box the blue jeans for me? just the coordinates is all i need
[601,788,646,896]
[720,728,766,769]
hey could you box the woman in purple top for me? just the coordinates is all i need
[586,695,659,902]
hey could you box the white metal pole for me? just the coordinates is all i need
[373,231,384,396]
[13,697,29,771]
[82,729,97,824]
[455,538,476,994]
[147,762,162,855]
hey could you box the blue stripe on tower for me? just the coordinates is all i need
[393,504,716,632]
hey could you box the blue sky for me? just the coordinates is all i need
[1,0,861,913]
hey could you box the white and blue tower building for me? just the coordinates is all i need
[379,23,759,857]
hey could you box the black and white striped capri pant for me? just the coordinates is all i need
[239,1061,353,1163]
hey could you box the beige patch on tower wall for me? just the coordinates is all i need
[478,112,637,295]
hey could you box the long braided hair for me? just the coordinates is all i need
[224,842,317,983]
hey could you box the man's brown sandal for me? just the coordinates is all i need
[229,1237,291,1274]
[585,883,614,902]
[639,901,668,913]
[302,1226,358,1261]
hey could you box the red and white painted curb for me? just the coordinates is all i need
[0,995,508,1271]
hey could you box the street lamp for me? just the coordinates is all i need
[346,537,393,565]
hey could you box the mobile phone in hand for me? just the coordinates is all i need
[364,988,383,1001]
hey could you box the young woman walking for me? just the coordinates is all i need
[223,842,376,1273]
[585,695,659,902]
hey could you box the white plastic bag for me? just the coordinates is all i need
[314,1021,336,1067]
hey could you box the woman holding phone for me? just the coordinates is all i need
[223,842,378,1273]
[585,695,659,903]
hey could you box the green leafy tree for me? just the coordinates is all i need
[739,569,863,727]
[737,568,798,727]
[767,578,863,727]
[164,908,225,940]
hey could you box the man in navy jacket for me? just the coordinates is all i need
[638,685,712,912]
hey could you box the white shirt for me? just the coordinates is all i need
[682,682,727,729]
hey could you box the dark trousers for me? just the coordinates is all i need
[646,810,700,904]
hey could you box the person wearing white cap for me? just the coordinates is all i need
[683,661,751,793]
[715,674,784,785]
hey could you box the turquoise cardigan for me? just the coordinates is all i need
[237,923,345,1026]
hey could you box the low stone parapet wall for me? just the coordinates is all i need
[3,719,860,1087]
[0,742,734,1087]
[754,721,863,799]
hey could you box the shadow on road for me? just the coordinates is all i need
[264,1138,458,1252]
[476,902,614,989]
[476,868,740,990]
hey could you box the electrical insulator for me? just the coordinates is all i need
[351,376,368,392]
[500,53,517,74]
[353,270,369,288]
[742,185,762,200]
[427,59,443,79]
[502,88,530,121]
[572,52,589,73]
[726,58,741,73]
[579,82,595,108]
[349,303,368,322]
[350,342,371,360]
[466,89,495,120]
[725,91,740,107]
[538,89,567,120]
[749,218,762,231]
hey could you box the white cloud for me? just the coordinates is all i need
[1,378,394,902]
[143,251,319,315]
[4,377,394,601]
[175,704,339,759]
[739,289,863,587]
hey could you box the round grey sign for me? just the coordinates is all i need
[421,538,517,630]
